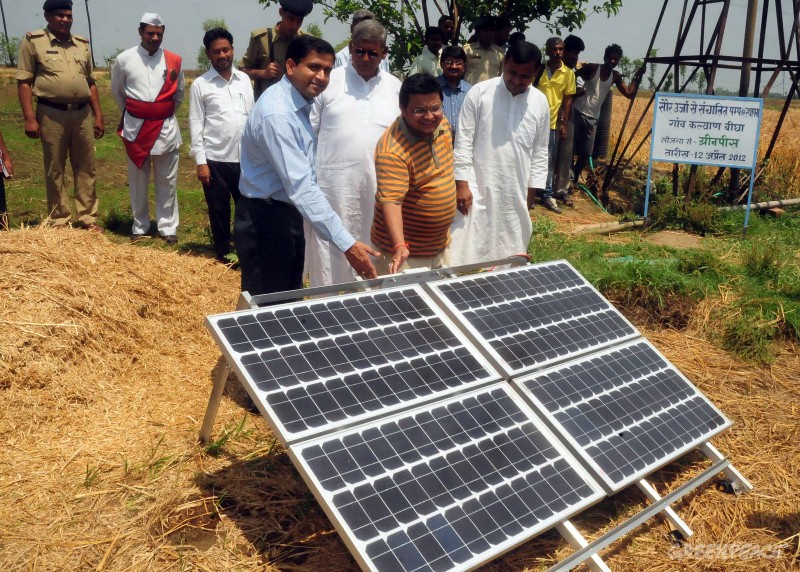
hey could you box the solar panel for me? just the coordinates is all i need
[206,286,500,443]
[290,383,604,572]
[514,339,732,491]
[426,261,639,377]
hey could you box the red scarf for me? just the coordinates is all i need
[119,50,182,168]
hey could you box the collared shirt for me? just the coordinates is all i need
[371,116,456,256]
[334,46,391,73]
[408,46,442,77]
[242,25,305,99]
[17,27,92,103]
[111,45,185,154]
[189,66,254,165]
[536,62,576,129]
[239,76,355,253]
[463,42,505,85]
[436,75,471,135]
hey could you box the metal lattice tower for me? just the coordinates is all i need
[603,0,800,205]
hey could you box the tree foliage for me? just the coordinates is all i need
[305,22,324,38]
[257,0,622,72]
[197,18,227,71]
[0,34,19,67]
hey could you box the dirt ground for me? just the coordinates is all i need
[1,228,798,572]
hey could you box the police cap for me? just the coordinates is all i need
[43,0,72,12]
[279,0,313,17]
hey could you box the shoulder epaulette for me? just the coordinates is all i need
[73,34,89,43]
[250,28,268,38]
[25,29,46,40]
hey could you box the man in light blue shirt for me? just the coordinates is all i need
[235,35,378,297]
[436,45,471,136]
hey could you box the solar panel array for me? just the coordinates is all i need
[206,286,498,442]
[206,260,733,572]
[514,339,731,491]
[427,261,639,377]
[292,384,604,572]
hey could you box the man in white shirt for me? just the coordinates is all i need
[112,12,184,243]
[189,28,254,263]
[448,41,549,266]
[333,9,391,74]
[409,26,444,77]
[307,19,400,286]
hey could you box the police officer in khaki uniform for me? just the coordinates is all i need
[241,0,313,100]
[17,0,105,231]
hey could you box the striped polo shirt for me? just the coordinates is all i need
[371,116,457,257]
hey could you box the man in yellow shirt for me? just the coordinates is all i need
[535,37,576,213]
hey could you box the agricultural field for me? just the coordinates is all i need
[1,69,799,571]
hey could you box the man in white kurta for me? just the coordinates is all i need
[306,20,400,286]
[111,13,185,242]
[449,41,550,266]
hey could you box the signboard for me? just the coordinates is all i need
[644,93,764,232]
[651,94,762,169]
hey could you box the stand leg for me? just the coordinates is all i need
[199,360,231,443]
[556,520,611,572]
[636,478,693,538]
[699,442,753,493]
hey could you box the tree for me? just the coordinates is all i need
[305,22,323,38]
[696,71,706,94]
[618,55,632,81]
[257,0,623,73]
[0,34,19,67]
[647,48,658,91]
[197,18,227,71]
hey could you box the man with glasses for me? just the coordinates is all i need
[370,73,456,275]
[17,0,105,232]
[437,45,471,136]
[449,41,549,266]
[334,9,390,74]
[306,20,400,286]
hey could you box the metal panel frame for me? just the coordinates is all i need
[425,260,640,378]
[205,284,502,445]
[289,382,606,572]
[513,338,733,492]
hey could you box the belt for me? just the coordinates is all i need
[38,98,89,111]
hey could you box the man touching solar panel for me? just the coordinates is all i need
[234,36,379,298]
[369,73,457,275]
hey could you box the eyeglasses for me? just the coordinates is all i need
[411,105,443,116]
[442,59,465,67]
[353,48,382,59]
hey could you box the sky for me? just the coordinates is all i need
[0,0,788,93]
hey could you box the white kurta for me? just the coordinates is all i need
[111,44,185,236]
[449,77,550,266]
[111,45,185,154]
[305,65,401,286]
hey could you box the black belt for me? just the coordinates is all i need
[38,98,89,111]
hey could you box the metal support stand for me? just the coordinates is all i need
[556,520,612,572]
[199,362,231,444]
[699,441,753,493]
[636,478,693,538]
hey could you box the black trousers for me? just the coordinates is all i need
[203,160,241,260]
[234,195,305,299]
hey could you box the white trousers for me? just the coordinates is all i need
[127,150,180,236]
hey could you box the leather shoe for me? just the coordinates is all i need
[542,197,563,214]
[161,234,178,244]
[130,233,148,243]
[84,223,105,234]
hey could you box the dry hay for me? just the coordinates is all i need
[1,228,799,571]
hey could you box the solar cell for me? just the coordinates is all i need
[291,384,604,572]
[206,286,500,443]
[514,339,732,491]
[426,261,639,376]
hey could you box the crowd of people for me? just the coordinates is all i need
[10,0,643,300]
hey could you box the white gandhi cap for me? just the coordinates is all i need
[140,12,165,26]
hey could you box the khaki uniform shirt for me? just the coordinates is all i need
[16,28,93,104]
[242,25,305,99]
[463,42,504,86]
